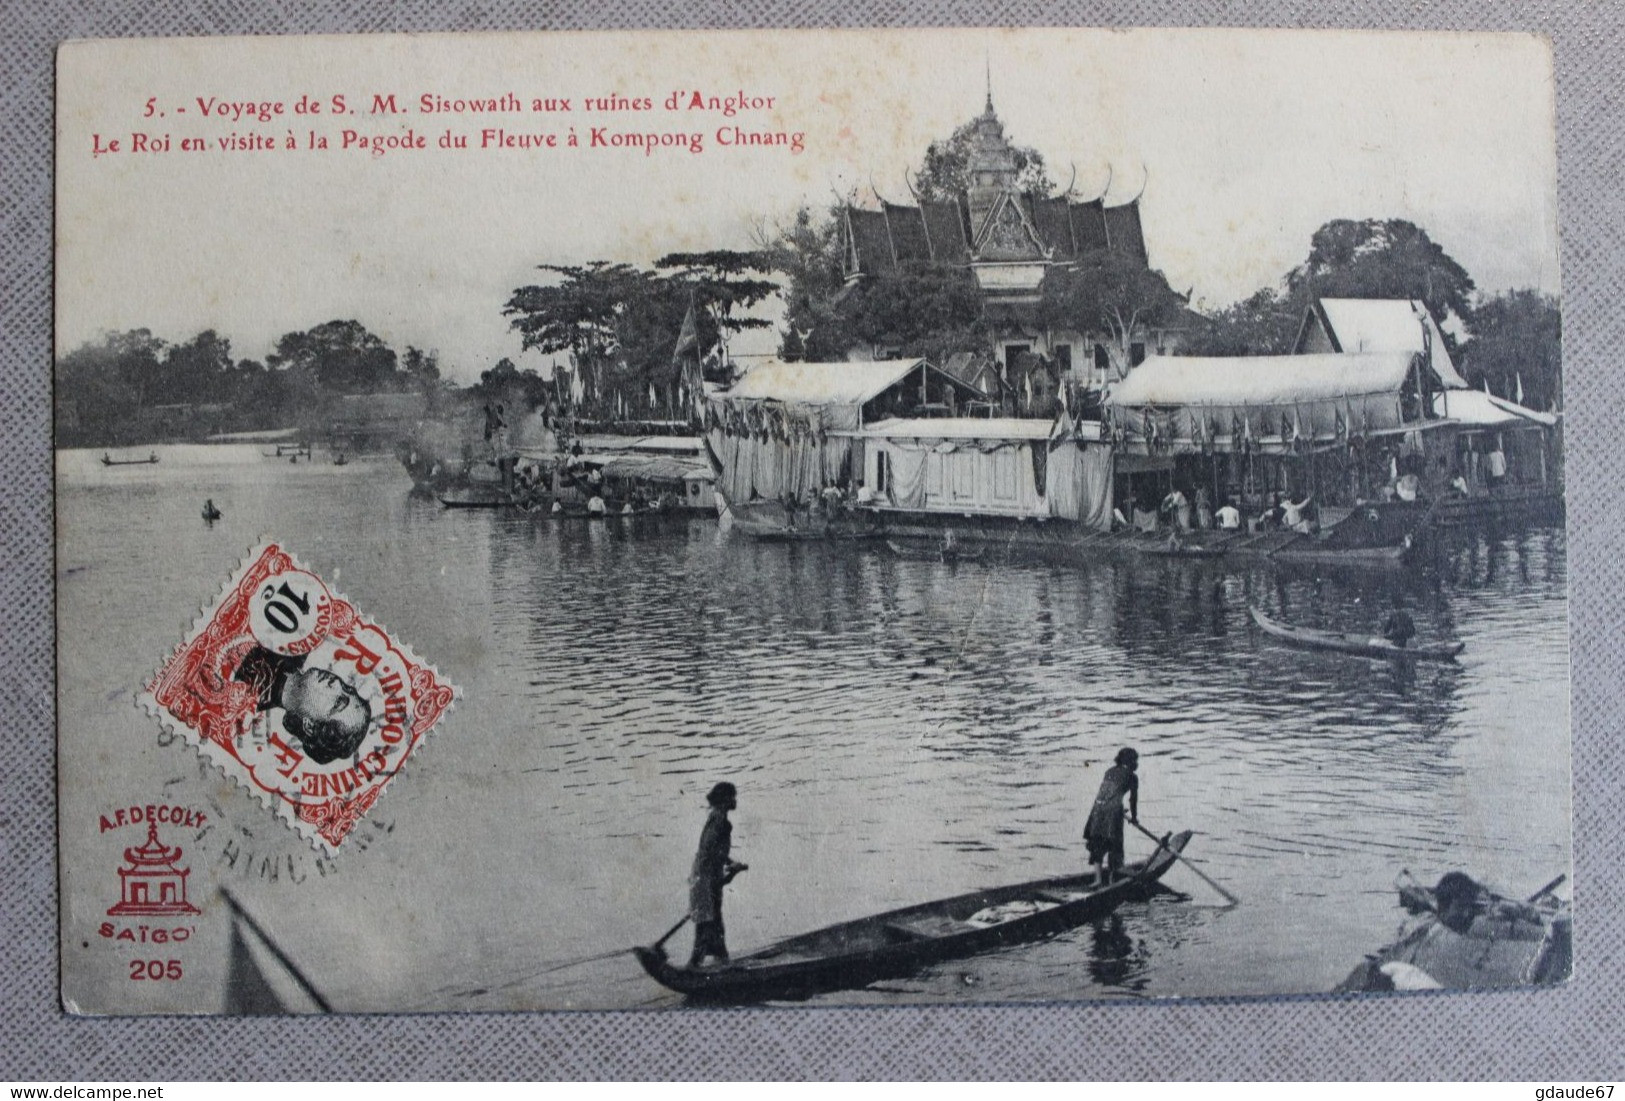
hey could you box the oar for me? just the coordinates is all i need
[1132,821,1239,907]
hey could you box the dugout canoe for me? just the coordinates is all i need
[438,494,513,510]
[1249,606,1463,662]
[634,830,1191,1003]
[885,539,988,564]
[1139,543,1228,559]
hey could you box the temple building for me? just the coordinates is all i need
[840,92,1188,390]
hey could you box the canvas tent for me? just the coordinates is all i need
[1103,351,1435,454]
[708,359,982,504]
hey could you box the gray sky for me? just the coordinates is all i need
[57,27,1559,383]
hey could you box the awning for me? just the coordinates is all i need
[1106,352,1417,407]
[1432,390,1559,428]
[724,359,929,405]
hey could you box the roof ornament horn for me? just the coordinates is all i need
[904,167,921,201]
[869,173,888,207]
[1095,164,1114,202]
[1061,162,1078,198]
[1127,162,1149,204]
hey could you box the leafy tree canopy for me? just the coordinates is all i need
[840,266,987,359]
[1179,288,1301,357]
[653,250,780,341]
[268,319,402,393]
[1286,218,1475,326]
[1459,289,1562,410]
[1038,250,1186,356]
[912,118,1053,202]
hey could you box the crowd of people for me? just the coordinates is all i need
[1114,484,1319,538]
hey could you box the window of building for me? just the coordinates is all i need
[1094,343,1111,371]
[1004,344,1031,373]
[1131,342,1147,366]
[1054,344,1073,372]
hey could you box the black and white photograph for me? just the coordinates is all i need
[54,26,1570,1015]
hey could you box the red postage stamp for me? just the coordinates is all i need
[142,542,458,852]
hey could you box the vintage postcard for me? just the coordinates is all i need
[56,28,1569,1014]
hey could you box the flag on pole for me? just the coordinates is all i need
[1516,373,1525,405]
[673,296,699,364]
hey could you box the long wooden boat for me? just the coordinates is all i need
[885,539,988,564]
[1140,542,1227,559]
[1249,606,1463,662]
[101,454,158,466]
[438,495,513,510]
[634,830,1191,1003]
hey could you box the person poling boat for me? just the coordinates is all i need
[1381,595,1416,649]
[1249,605,1463,662]
[201,499,222,523]
[1084,748,1140,886]
[687,782,748,968]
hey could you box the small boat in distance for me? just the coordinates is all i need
[438,494,512,510]
[201,500,223,522]
[1140,542,1227,559]
[635,831,1191,1003]
[102,452,159,467]
[1249,605,1463,662]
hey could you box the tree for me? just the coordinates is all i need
[1180,288,1300,357]
[505,262,706,417]
[653,249,780,361]
[1038,250,1186,373]
[164,330,234,402]
[268,320,401,393]
[755,204,850,361]
[1459,290,1562,410]
[839,265,986,360]
[505,262,644,368]
[402,346,441,391]
[1286,219,1475,327]
[912,118,1052,201]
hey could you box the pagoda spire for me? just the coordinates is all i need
[984,53,994,114]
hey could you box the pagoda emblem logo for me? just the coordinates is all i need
[107,820,202,917]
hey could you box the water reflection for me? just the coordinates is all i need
[55,449,1570,1007]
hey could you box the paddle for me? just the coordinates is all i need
[1132,821,1239,907]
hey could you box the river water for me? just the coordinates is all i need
[56,445,1571,1012]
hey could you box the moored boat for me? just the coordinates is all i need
[438,494,513,510]
[102,452,159,466]
[1249,605,1463,661]
[1336,871,1571,992]
[1139,541,1227,559]
[634,830,1191,1003]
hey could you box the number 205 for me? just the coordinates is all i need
[129,959,182,981]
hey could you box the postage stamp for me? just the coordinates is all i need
[141,542,458,852]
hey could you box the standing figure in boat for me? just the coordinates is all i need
[688,782,747,968]
[1382,596,1417,650]
[1084,748,1140,885]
